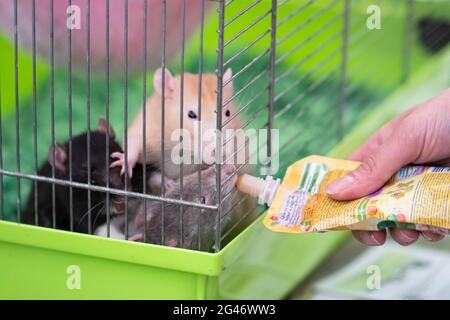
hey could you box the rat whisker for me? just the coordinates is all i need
[92,204,107,230]
[78,200,106,229]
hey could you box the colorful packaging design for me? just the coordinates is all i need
[237,155,450,235]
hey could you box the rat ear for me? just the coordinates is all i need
[223,68,234,97]
[97,118,116,138]
[153,67,175,99]
[48,143,67,172]
[223,68,233,84]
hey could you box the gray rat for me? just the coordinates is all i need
[95,164,238,251]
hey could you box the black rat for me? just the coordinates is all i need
[21,119,127,233]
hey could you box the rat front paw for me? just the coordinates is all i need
[128,233,143,242]
[110,152,135,178]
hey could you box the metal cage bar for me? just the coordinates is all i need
[215,0,226,252]
[105,0,111,237]
[141,0,149,243]
[13,0,22,222]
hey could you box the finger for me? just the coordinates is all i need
[352,230,386,246]
[421,231,445,242]
[326,123,419,200]
[389,228,419,246]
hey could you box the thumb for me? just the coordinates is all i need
[326,127,418,200]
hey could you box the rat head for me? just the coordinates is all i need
[146,68,242,178]
[48,118,126,212]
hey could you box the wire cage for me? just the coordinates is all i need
[0,0,449,298]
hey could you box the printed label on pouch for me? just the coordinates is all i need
[297,162,327,194]
[278,189,308,227]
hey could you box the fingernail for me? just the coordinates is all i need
[326,175,354,195]
[353,231,383,246]
[368,232,384,245]
[422,231,444,242]
[421,232,435,241]
[395,229,419,245]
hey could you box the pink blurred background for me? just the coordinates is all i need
[0,0,214,74]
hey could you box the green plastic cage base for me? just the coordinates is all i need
[0,47,448,299]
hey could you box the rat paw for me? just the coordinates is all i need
[164,177,177,192]
[148,172,177,194]
[110,152,134,178]
[134,207,154,229]
[110,152,124,171]
[128,233,143,242]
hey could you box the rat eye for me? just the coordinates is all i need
[200,196,206,204]
[225,110,230,117]
[188,110,197,119]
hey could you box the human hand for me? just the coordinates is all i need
[326,88,450,246]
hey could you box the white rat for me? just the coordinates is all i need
[110,67,241,180]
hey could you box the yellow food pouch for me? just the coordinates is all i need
[236,155,450,235]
